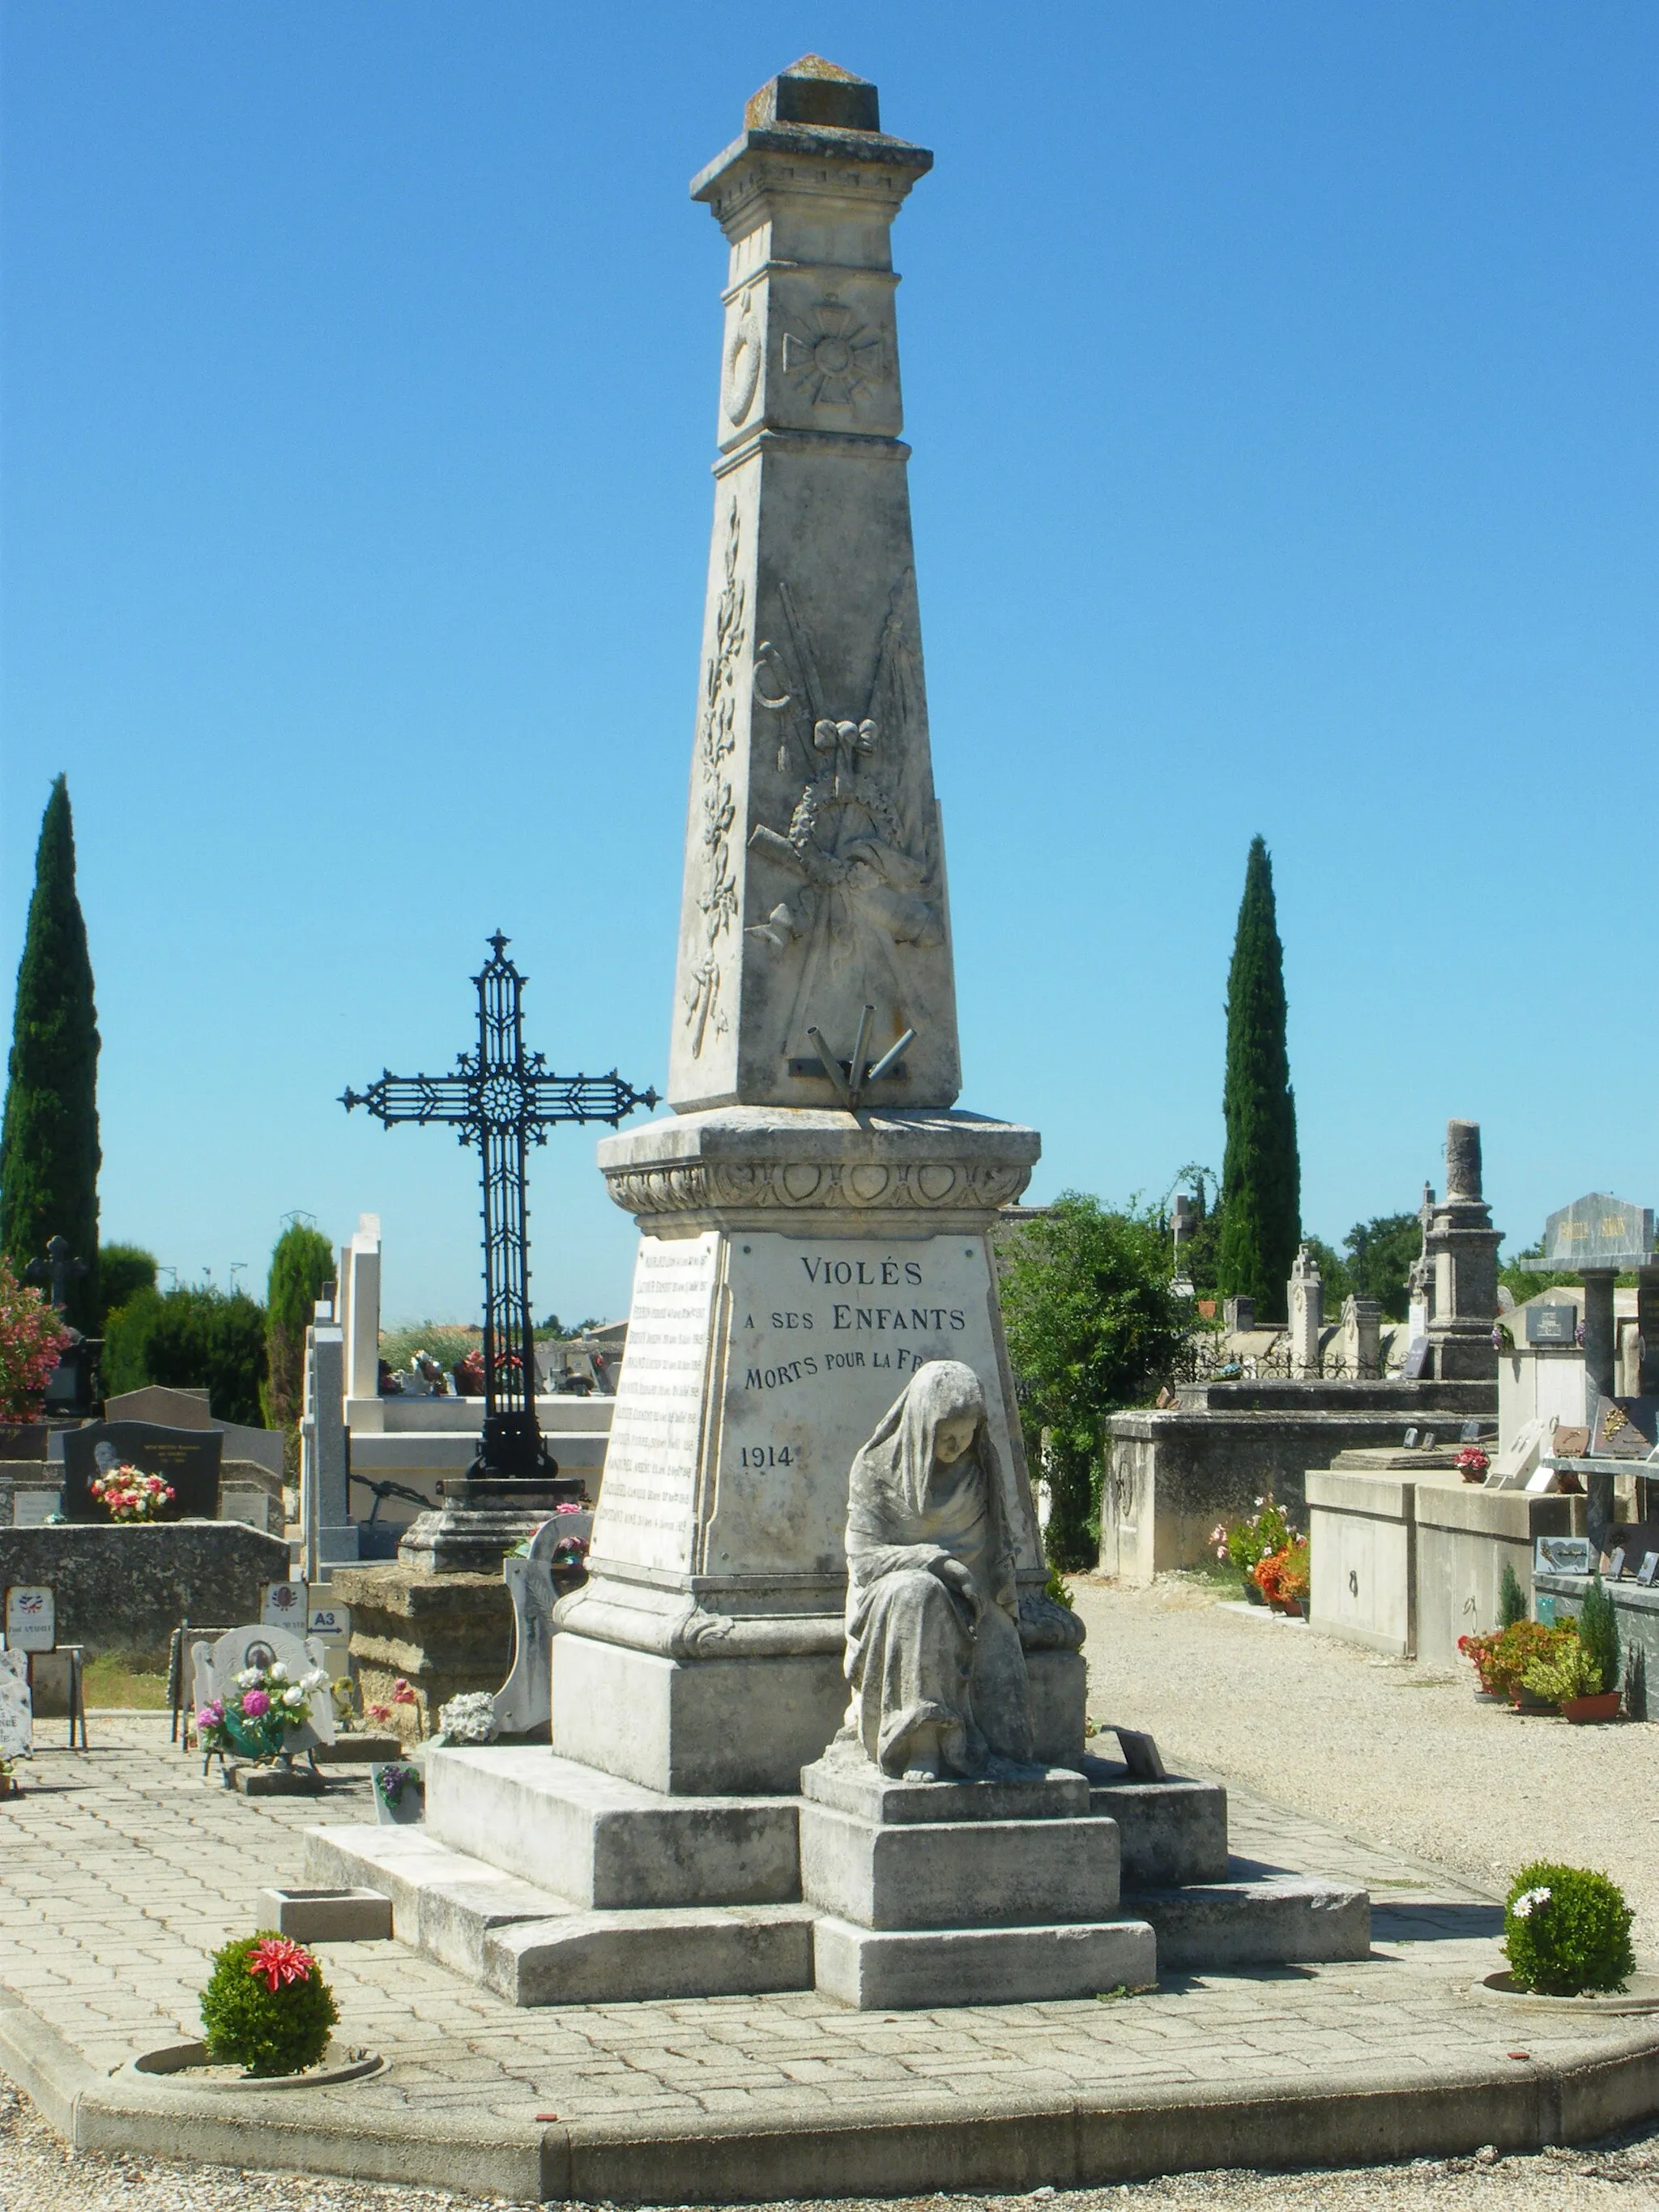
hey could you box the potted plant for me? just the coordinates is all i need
[1523,1578,1622,1722]
[1213,1496,1296,1604]
[198,1933,339,2076]
[1501,1864,1635,1995]
[1482,1617,1577,1707]
[1455,1445,1490,1485]
[1457,1628,1507,1698]
[1253,1536,1311,1615]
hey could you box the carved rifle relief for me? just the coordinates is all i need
[683,501,746,1057]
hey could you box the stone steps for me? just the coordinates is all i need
[305,1822,817,2001]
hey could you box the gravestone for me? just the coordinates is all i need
[62,1421,221,1522]
[0,1650,31,1758]
[4,1586,55,1652]
[1289,1245,1323,1377]
[1589,1396,1659,1461]
[190,1623,336,1752]
[493,1518,561,1738]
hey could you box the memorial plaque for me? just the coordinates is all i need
[1589,1396,1659,1461]
[1541,1193,1656,1270]
[3,1586,54,1653]
[1636,1553,1659,1588]
[1553,1426,1591,1460]
[590,1228,1034,1588]
[262,1580,307,1629]
[61,1421,221,1522]
[1606,1548,1627,1580]
[1535,1535,1592,1576]
[0,1649,31,1758]
[592,1233,721,1575]
[1402,1339,1430,1380]
[12,1491,60,1528]
[1525,1304,1578,1346]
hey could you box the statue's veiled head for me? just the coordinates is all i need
[880,1358,987,1516]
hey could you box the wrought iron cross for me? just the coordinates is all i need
[342,932,657,1480]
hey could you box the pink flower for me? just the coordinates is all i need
[196,1703,223,1728]
[391,1680,416,1704]
[246,1937,313,1993]
[241,1687,271,1717]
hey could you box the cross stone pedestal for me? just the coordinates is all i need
[398,1476,581,1576]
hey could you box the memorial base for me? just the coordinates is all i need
[331,1562,514,1741]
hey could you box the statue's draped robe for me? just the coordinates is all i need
[843,1361,1034,1775]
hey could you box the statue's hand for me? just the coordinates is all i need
[933,1555,983,1622]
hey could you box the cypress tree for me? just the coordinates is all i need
[0,777,101,1332]
[262,1218,335,1435]
[1216,835,1299,1322]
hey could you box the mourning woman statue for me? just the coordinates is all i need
[841,1359,1034,1781]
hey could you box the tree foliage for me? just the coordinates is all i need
[1342,1213,1420,1321]
[0,776,101,1330]
[103,1283,268,1426]
[997,1193,1190,1571]
[262,1221,335,1432]
[98,1242,158,1327]
[1216,837,1299,1322]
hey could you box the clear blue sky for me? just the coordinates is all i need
[2,3,1653,1326]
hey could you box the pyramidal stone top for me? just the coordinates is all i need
[670,65,957,1115]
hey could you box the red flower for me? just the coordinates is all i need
[246,1937,313,1993]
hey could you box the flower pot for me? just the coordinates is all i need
[1460,1469,1486,1485]
[1511,1688,1554,1713]
[1561,1691,1621,1725]
[1243,1580,1266,1606]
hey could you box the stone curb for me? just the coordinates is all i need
[4,1981,1659,2201]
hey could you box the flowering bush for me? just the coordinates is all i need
[1253,1537,1310,1608]
[89,1463,176,1523]
[1478,1618,1577,1701]
[199,1931,338,2075]
[1457,1628,1505,1692]
[0,1257,71,1421]
[1503,1862,1635,1996]
[197,1660,327,1762]
[1212,1495,1296,1575]
[1455,1446,1491,1481]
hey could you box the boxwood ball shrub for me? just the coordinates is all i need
[199,1933,338,2075]
[1503,1863,1636,1997]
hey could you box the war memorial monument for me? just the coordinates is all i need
[306,56,1366,2012]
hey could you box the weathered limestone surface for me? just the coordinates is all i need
[0,1522,290,1668]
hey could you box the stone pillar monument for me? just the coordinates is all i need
[300,1310,359,1579]
[551,55,1068,1797]
[1288,1244,1323,1377]
[1423,1119,1501,1381]
[1340,1293,1382,1380]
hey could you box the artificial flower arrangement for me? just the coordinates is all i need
[89,1463,176,1523]
[1455,1445,1491,1484]
[197,1660,328,1762]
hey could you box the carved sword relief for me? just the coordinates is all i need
[683,501,746,1057]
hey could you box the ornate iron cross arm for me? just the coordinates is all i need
[341,932,658,1481]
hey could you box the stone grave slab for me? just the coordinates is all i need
[62,1421,220,1522]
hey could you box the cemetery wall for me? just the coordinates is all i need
[0,1522,291,1668]
[1102,1379,1496,1585]
[1307,1468,1584,1663]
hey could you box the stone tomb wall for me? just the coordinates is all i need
[0,1522,292,1669]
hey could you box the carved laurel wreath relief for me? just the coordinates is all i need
[683,501,745,1057]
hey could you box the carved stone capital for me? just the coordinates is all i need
[597,1106,1039,1236]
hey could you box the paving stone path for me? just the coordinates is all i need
[0,1711,1628,2146]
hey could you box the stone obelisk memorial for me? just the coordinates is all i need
[555,54,1076,1799]
[312,58,1368,2013]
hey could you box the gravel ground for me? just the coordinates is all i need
[3,2078,1657,2210]
[1075,1575,1659,1951]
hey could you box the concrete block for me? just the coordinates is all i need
[311,1733,402,1764]
[551,1632,846,1796]
[254,1886,392,1942]
[800,1753,1087,1824]
[235,1763,324,1796]
[484,1903,817,2005]
[1081,1767,1229,1888]
[424,1744,801,1908]
[1128,1877,1370,1970]
[812,1912,1156,2009]
[1024,1647,1087,1765]
[800,1803,1120,1931]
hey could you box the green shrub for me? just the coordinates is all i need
[1578,1575,1621,1698]
[103,1282,267,1424]
[1503,1863,1635,1997]
[1498,1560,1527,1630]
[199,1933,338,2075]
[1521,1639,1604,1705]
